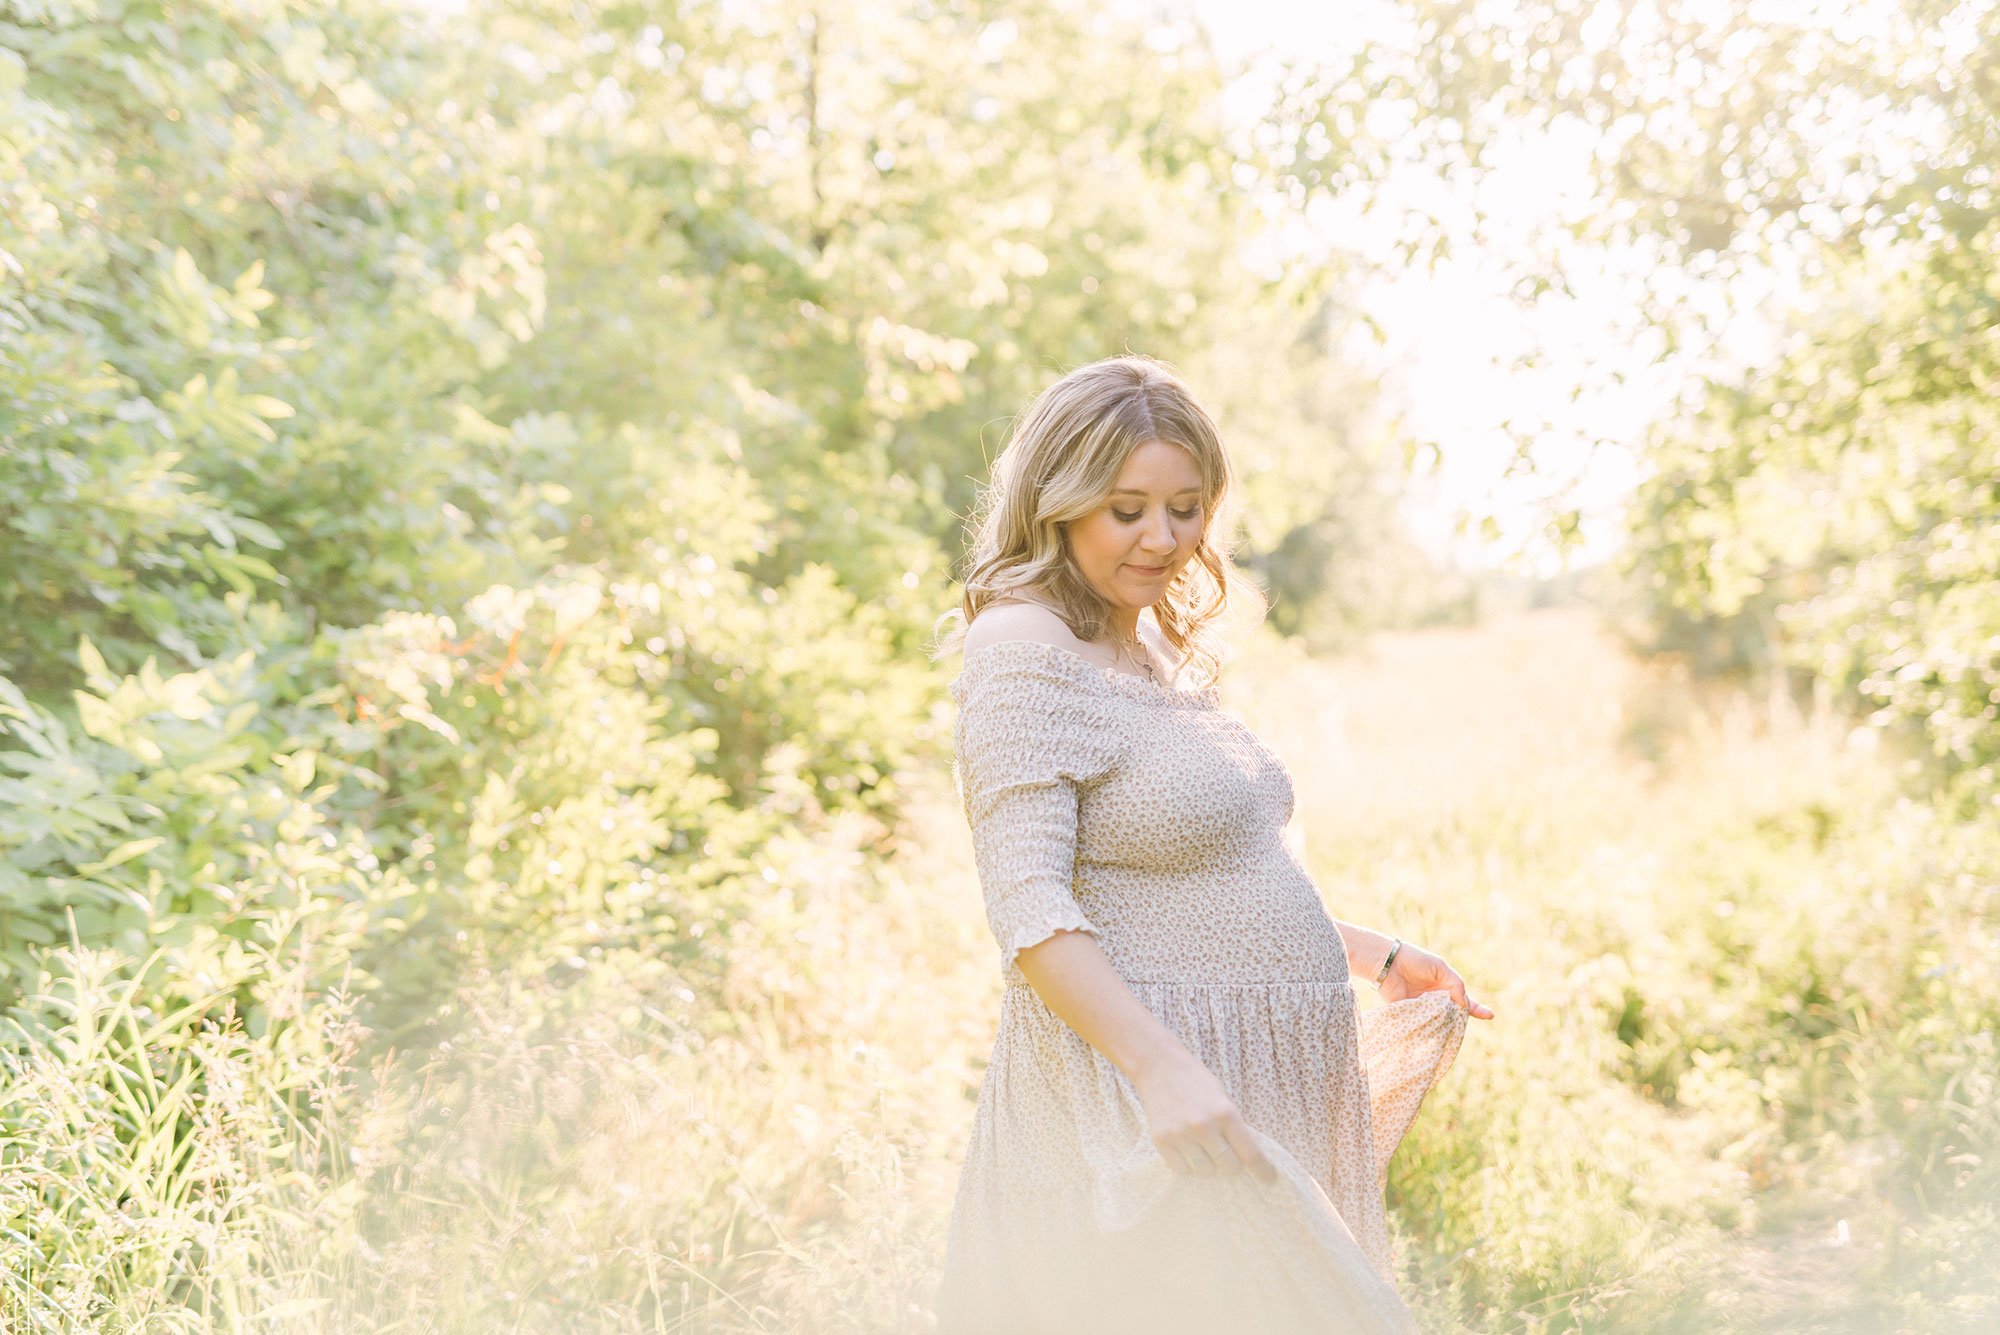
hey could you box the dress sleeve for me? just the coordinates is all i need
[951,644,1131,975]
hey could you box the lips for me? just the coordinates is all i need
[1128,563,1170,575]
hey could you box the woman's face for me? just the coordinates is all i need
[1063,439,1206,613]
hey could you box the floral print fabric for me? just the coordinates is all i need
[936,639,1468,1335]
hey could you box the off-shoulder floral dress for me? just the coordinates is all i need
[934,638,1468,1335]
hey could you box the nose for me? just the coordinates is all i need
[1139,512,1176,556]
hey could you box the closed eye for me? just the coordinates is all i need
[1114,508,1200,523]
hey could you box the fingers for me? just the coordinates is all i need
[1382,946,1499,1020]
[1161,1119,1276,1182]
[1183,1139,1225,1176]
[1222,1119,1278,1184]
[1446,970,1497,1020]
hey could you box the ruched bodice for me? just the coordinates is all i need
[936,638,1468,1335]
[951,638,1352,988]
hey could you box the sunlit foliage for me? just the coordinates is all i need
[1274,0,2000,806]
[3,0,1995,1329]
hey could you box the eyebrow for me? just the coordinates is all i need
[1109,487,1201,498]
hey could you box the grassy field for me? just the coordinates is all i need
[31,607,1985,1333]
[1224,607,1999,1333]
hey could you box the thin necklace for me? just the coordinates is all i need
[1110,625,1159,684]
[1006,591,1162,684]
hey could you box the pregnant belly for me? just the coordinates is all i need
[1077,857,1351,985]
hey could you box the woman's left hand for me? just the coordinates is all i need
[1379,941,1495,1019]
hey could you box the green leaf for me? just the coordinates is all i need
[74,837,165,878]
[77,636,110,683]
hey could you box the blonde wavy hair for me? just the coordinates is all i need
[931,354,1265,689]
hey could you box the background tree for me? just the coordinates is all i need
[0,0,1439,1324]
[1269,0,1999,805]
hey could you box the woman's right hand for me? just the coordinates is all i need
[1006,929,1281,1186]
[1130,1048,1278,1183]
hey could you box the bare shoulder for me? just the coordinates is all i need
[963,598,1090,657]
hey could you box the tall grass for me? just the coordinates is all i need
[4,609,1993,1331]
[1239,609,2000,1332]
[0,934,360,1332]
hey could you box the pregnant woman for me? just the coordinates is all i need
[930,355,1495,1334]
